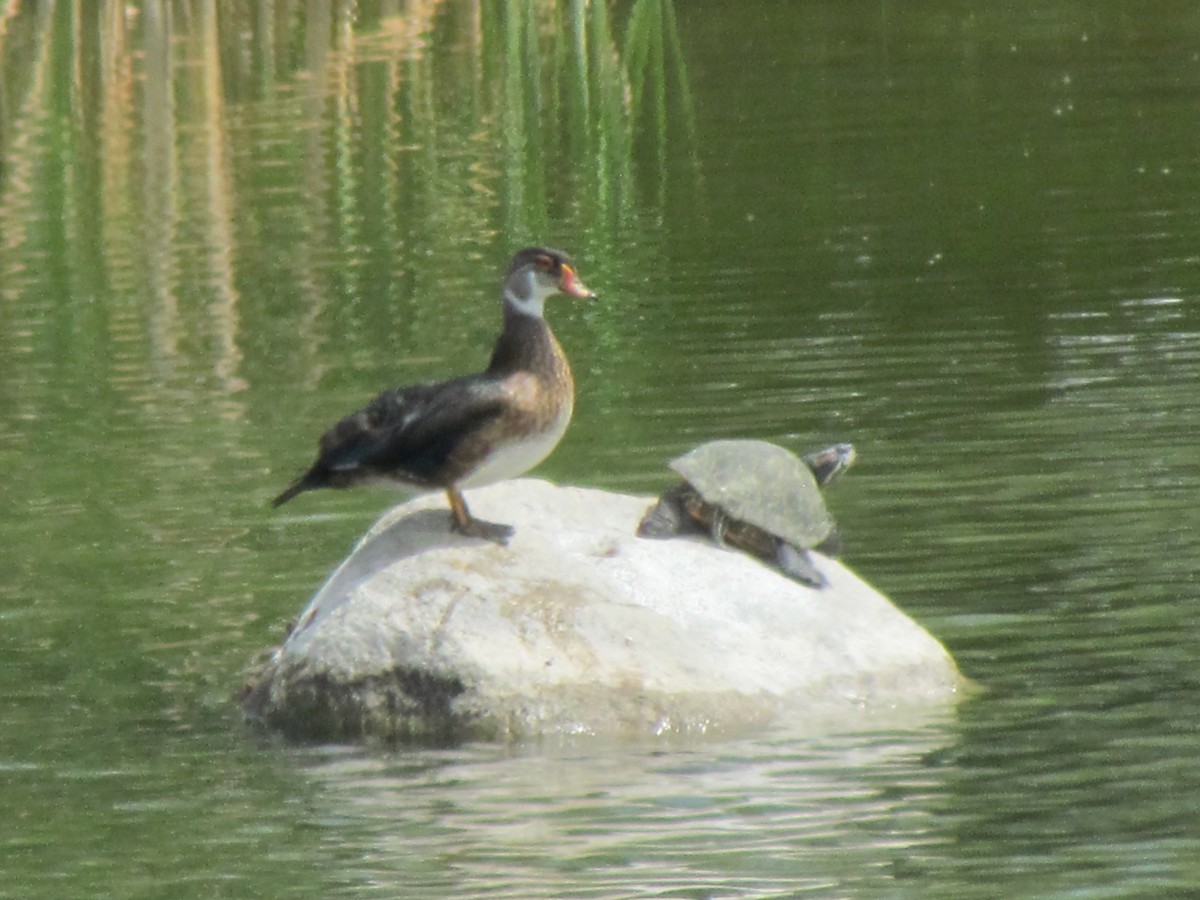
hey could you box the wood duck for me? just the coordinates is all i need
[272,247,597,544]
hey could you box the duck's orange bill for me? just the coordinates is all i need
[559,265,597,300]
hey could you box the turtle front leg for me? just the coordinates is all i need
[775,542,827,589]
[709,508,730,548]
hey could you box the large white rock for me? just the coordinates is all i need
[244,479,966,741]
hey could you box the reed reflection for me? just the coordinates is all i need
[0,0,696,404]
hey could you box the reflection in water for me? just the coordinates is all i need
[193,1,245,397]
[0,0,696,407]
[141,1,181,365]
[297,721,956,897]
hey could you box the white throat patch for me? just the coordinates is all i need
[504,270,551,318]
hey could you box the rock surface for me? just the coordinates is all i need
[244,479,967,741]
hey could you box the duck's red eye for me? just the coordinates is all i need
[535,255,553,271]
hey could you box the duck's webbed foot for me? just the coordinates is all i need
[447,489,514,546]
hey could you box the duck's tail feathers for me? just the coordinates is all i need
[271,477,311,508]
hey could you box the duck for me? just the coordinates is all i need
[272,247,597,544]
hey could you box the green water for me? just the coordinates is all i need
[4,0,1200,896]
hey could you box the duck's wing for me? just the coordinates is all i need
[318,375,509,482]
[273,376,509,506]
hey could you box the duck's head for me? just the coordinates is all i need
[504,247,597,316]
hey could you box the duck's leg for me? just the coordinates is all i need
[446,487,514,545]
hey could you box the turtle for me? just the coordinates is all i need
[636,439,856,588]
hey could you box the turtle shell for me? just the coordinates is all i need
[668,439,834,549]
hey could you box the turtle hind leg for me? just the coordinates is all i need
[637,484,701,538]
[636,498,682,538]
[776,542,827,589]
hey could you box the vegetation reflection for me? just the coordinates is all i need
[0,0,696,403]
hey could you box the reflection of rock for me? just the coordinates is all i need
[244,479,966,742]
